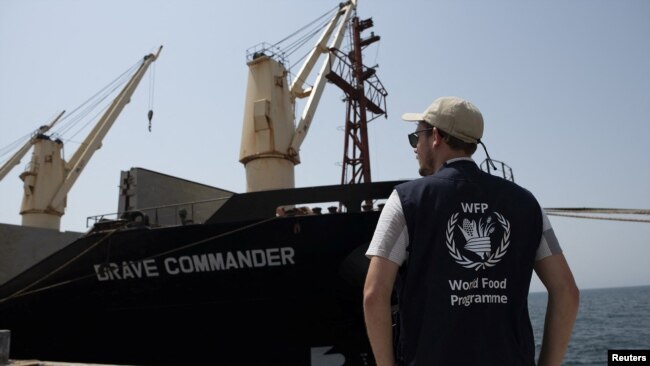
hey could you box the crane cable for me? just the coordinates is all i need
[0,131,33,159]
[280,5,352,92]
[147,58,156,132]
[272,3,341,78]
[282,16,335,60]
[0,58,144,166]
[283,22,332,91]
[271,4,340,50]
[53,60,142,140]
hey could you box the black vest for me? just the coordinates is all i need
[395,160,542,366]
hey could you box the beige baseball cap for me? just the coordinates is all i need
[402,96,484,143]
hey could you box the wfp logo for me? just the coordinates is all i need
[446,203,511,271]
[459,217,495,260]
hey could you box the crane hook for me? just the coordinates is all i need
[147,110,154,132]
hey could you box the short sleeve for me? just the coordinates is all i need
[366,190,409,265]
[535,208,563,261]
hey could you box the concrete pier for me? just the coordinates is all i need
[0,330,9,365]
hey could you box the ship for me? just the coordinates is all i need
[0,1,395,365]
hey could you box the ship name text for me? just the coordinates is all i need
[93,247,295,281]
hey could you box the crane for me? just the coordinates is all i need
[17,46,162,230]
[0,111,65,182]
[239,1,356,192]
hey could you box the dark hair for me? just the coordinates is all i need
[437,128,477,155]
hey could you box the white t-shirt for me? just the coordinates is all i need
[366,190,563,266]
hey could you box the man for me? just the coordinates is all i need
[363,96,579,366]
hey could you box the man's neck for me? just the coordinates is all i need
[433,151,472,172]
[445,156,474,164]
[446,150,472,161]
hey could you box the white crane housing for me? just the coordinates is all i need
[239,1,356,192]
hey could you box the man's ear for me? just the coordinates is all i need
[432,128,444,147]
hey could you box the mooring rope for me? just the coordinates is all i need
[545,212,650,223]
[544,207,650,223]
[0,226,123,304]
[0,216,279,303]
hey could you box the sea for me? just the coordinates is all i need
[528,285,650,365]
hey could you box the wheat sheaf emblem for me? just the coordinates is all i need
[446,212,511,271]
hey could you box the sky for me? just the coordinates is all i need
[0,0,649,292]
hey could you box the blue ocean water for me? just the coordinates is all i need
[528,285,650,365]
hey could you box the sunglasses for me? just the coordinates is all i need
[408,127,434,148]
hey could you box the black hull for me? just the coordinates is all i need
[0,181,403,365]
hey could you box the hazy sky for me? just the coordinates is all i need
[1,0,649,292]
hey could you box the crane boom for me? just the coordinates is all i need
[0,111,64,182]
[288,3,354,157]
[49,46,162,210]
[289,5,348,97]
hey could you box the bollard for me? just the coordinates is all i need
[0,329,9,365]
